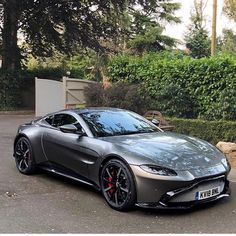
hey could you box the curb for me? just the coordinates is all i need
[0,110,34,115]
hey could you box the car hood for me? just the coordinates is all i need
[100,132,225,171]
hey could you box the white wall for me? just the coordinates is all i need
[35,78,64,117]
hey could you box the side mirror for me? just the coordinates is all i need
[59,124,78,133]
[151,119,160,126]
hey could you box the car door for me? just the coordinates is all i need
[42,113,99,178]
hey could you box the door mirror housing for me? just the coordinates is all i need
[151,119,160,126]
[59,124,78,133]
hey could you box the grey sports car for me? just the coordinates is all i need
[13,108,231,211]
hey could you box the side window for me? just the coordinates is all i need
[60,114,84,133]
[74,122,83,132]
[45,114,84,132]
[61,114,77,126]
[52,114,64,127]
[45,115,54,126]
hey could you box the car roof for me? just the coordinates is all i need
[64,107,126,115]
[40,107,129,120]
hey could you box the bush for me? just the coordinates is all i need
[84,82,153,114]
[26,67,65,81]
[107,53,236,120]
[0,72,21,110]
[84,83,105,107]
[26,66,88,81]
[168,117,236,144]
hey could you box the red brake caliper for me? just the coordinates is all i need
[108,177,114,194]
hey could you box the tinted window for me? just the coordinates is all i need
[45,115,54,125]
[80,110,159,137]
[45,114,77,128]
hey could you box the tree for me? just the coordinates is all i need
[223,0,236,21]
[0,0,123,72]
[221,29,236,55]
[185,0,211,58]
[92,1,181,53]
[127,12,179,53]
[185,28,211,58]
[0,0,181,73]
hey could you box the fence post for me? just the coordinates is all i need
[35,77,38,116]
[62,76,67,109]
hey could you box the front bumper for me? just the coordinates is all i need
[130,165,230,209]
[136,177,230,209]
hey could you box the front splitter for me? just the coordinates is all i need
[135,192,230,210]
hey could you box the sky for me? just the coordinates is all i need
[164,0,236,47]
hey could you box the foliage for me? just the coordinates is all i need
[0,0,181,73]
[107,52,236,120]
[184,0,211,58]
[84,82,153,114]
[3,0,127,58]
[0,72,21,110]
[127,12,178,53]
[108,1,181,52]
[220,29,236,55]
[185,28,211,58]
[168,118,236,144]
[26,67,66,81]
[223,0,236,21]
[25,50,109,81]
[153,83,198,118]
[83,83,105,107]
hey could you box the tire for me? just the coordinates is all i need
[14,137,36,175]
[100,159,136,211]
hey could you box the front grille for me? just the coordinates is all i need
[169,178,225,203]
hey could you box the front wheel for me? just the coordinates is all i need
[14,137,36,175]
[100,159,136,211]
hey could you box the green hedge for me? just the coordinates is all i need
[26,67,87,80]
[168,118,236,144]
[107,53,236,120]
[0,72,21,110]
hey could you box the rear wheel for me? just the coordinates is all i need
[14,137,36,174]
[100,159,136,211]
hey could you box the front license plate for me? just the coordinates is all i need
[195,186,221,200]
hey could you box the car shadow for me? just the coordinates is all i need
[39,169,101,196]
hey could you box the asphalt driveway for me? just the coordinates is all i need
[0,114,235,233]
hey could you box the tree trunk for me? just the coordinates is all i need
[2,0,21,72]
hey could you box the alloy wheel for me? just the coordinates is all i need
[101,160,136,210]
[15,137,35,174]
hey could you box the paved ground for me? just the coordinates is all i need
[0,114,236,234]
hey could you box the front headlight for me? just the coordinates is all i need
[140,165,177,176]
[221,158,231,170]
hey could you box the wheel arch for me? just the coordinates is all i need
[14,134,29,150]
[14,132,43,164]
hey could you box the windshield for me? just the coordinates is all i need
[80,110,159,137]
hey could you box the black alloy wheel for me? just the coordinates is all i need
[100,159,136,211]
[14,137,36,174]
